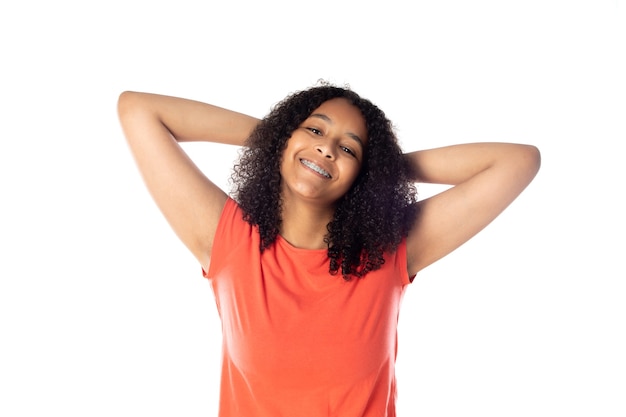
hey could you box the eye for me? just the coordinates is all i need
[306,127,323,136]
[340,145,356,156]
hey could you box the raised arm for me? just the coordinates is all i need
[405,142,541,276]
[117,92,259,270]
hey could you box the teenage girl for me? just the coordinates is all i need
[117,84,540,416]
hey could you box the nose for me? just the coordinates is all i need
[315,142,335,160]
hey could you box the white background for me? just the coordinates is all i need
[1,1,625,416]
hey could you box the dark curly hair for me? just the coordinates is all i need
[230,83,418,280]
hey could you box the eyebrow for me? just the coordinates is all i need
[309,113,365,148]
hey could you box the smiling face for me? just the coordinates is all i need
[280,98,368,207]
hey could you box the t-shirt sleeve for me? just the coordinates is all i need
[202,197,240,280]
[397,238,415,286]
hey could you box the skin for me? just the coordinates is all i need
[117,91,541,277]
[405,142,540,275]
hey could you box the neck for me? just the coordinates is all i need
[280,199,335,250]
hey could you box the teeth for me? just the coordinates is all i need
[301,159,331,178]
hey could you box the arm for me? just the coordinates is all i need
[405,142,541,276]
[117,92,259,270]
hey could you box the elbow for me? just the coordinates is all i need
[517,144,541,183]
[117,91,140,118]
[526,144,542,175]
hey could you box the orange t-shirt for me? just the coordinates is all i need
[204,198,412,416]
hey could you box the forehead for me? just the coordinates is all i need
[308,98,368,143]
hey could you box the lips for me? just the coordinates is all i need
[300,159,332,179]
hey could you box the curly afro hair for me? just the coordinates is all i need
[230,83,418,280]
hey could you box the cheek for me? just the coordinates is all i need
[281,136,302,160]
[342,161,363,185]
[279,140,295,165]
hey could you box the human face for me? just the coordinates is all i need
[280,98,368,206]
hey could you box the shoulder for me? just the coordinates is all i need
[205,198,256,272]
[375,239,413,286]
[213,197,251,241]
